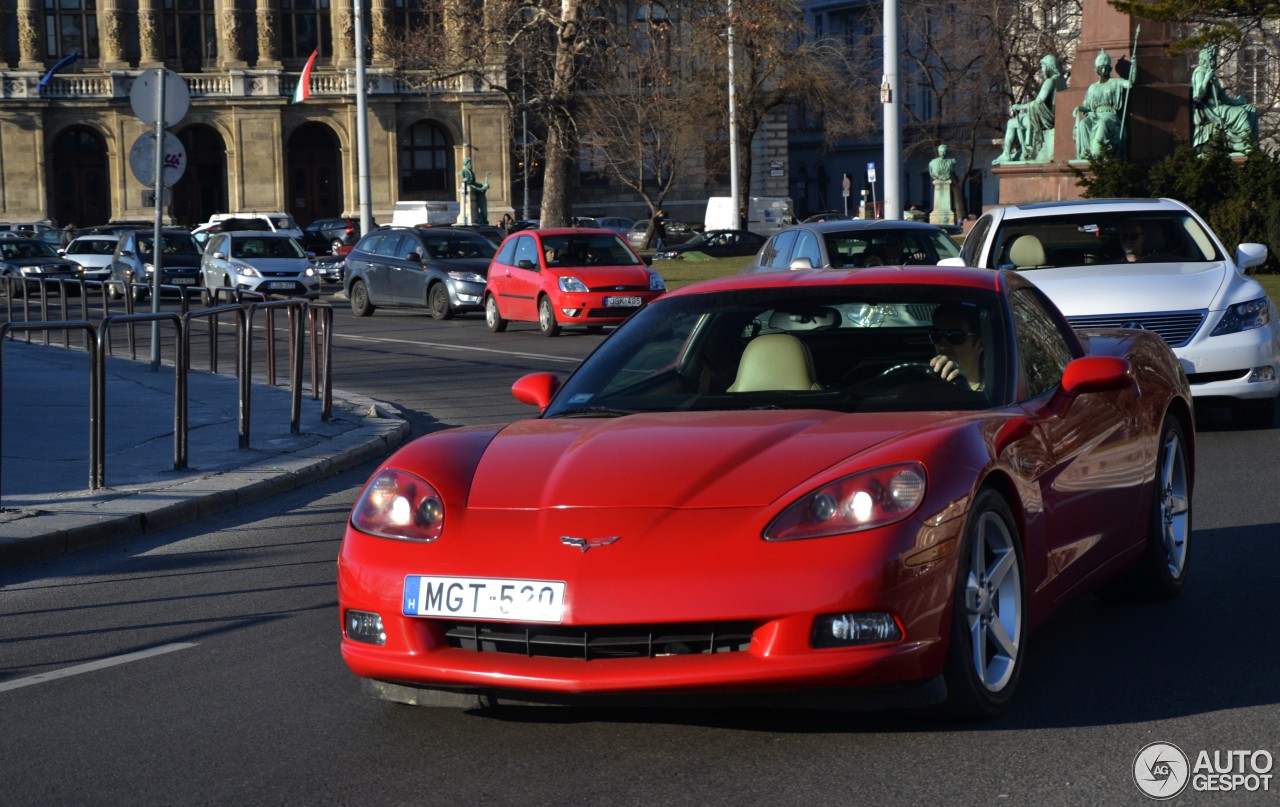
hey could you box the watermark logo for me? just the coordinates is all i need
[1134,742,1190,800]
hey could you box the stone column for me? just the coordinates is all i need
[370,0,393,66]
[16,0,42,70]
[138,0,164,67]
[98,0,129,69]
[218,0,248,67]
[257,0,281,68]
[332,0,354,67]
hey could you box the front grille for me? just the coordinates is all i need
[1067,311,1205,348]
[443,620,756,660]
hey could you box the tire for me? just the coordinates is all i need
[428,283,453,320]
[349,279,375,317]
[942,488,1025,718]
[537,295,561,337]
[1100,416,1191,600]
[484,293,507,333]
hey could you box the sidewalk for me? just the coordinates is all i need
[0,339,409,562]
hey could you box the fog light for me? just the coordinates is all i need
[561,308,582,317]
[1248,366,1277,383]
[812,612,902,648]
[345,610,386,645]
[457,292,480,303]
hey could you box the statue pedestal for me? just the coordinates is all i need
[992,162,1086,204]
[930,180,956,225]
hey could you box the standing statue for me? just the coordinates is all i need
[460,157,490,225]
[1191,43,1259,155]
[993,55,1067,165]
[1073,49,1137,160]
[929,144,957,226]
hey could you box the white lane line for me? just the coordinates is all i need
[332,332,580,364]
[0,642,198,693]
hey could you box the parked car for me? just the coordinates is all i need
[626,219,697,250]
[299,216,363,255]
[339,264,1194,716]
[484,228,665,336]
[655,229,768,260]
[951,197,1280,426]
[801,211,855,223]
[313,244,352,284]
[595,216,635,237]
[60,234,121,281]
[744,219,962,273]
[200,230,320,298]
[344,226,499,319]
[0,237,80,296]
[109,228,203,301]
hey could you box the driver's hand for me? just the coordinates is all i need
[929,354,965,384]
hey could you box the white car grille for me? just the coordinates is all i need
[1067,311,1205,348]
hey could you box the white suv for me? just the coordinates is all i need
[951,198,1279,426]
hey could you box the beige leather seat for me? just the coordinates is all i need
[728,333,823,392]
[1007,234,1048,268]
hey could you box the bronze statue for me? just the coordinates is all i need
[1073,49,1136,160]
[929,144,956,181]
[929,144,957,225]
[994,55,1066,165]
[1191,44,1258,155]
[460,157,490,225]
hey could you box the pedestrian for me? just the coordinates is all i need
[500,212,514,233]
[653,209,667,251]
[62,222,76,246]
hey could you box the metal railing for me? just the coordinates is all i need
[0,276,334,506]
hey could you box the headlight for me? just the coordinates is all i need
[143,263,156,273]
[235,263,262,278]
[350,468,445,542]
[304,266,316,277]
[649,272,666,291]
[559,275,589,293]
[764,463,926,541]
[1210,297,1271,336]
[448,270,485,283]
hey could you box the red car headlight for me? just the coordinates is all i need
[764,463,926,541]
[350,469,445,541]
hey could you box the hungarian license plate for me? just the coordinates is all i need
[266,281,295,290]
[403,575,566,623]
[604,295,641,308]
[171,277,196,285]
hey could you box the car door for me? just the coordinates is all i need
[390,230,429,306]
[489,233,542,321]
[1011,286,1145,602]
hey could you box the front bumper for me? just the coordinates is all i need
[1177,324,1280,401]
[547,289,664,325]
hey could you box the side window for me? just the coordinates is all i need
[765,230,799,269]
[400,233,424,259]
[1011,287,1075,398]
[494,236,519,266]
[513,235,540,267]
[375,232,406,258]
[355,232,383,253]
[961,215,993,266]
[209,234,226,255]
[791,232,822,268]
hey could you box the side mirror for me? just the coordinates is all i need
[406,252,422,262]
[517,259,537,271]
[788,256,815,270]
[1236,243,1268,272]
[212,251,227,260]
[1060,356,1132,396]
[511,372,561,412]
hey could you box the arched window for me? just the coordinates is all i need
[399,121,453,197]
[45,0,100,59]
[282,0,332,60]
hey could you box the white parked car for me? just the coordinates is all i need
[60,234,120,280]
[200,230,320,299]
[950,198,1279,425]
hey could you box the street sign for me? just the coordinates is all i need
[129,69,190,127]
[867,162,877,183]
[129,132,187,187]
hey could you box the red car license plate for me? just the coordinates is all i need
[403,575,566,623]
[605,296,641,308]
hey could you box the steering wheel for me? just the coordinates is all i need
[879,361,938,379]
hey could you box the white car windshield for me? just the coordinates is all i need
[988,212,1222,270]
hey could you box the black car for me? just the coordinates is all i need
[299,217,363,255]
[654,229,768,260]
[343,226,498,319]
[0,237,80,297]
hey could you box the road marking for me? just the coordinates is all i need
[0,642,198,693]
[332,332,580,364]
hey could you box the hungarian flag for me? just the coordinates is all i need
[292,49,319,104]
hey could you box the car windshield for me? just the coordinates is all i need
[421,234,498,260]
[69,239,117,255]
[987,211,1222,270]
[546,284,1006,417]
[139,233,201,256]
[231,236,305,259]
[822,228,961,268]
[0,240,60,259]
[540,233,641,266]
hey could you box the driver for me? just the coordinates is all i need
[928,302,985,390]
[1119,222,1146,262]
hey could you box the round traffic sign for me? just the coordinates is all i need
[129,132,188,188]
[129,68,190,127]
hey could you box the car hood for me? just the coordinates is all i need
[4,256,75,268]
[464,410,970,510]
[1021,261,1228,314]
[236,258,309,273]
[554,265,652,287]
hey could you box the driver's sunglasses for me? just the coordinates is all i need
[929,328,975,346]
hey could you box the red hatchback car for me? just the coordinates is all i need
[483,228,666,336]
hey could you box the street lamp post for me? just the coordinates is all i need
[354,0,373,235]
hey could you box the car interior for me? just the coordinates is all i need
[989,214,1220,269]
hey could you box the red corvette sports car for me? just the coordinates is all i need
[339,266,1194,717]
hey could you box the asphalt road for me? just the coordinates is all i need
[2,296,1279,806]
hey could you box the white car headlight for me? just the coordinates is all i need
[1210,297,1271,336]
[559,275,589,293]
[235,263,262,278]
[143,263,156,273]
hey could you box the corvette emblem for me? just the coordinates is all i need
[561,535,621,552]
